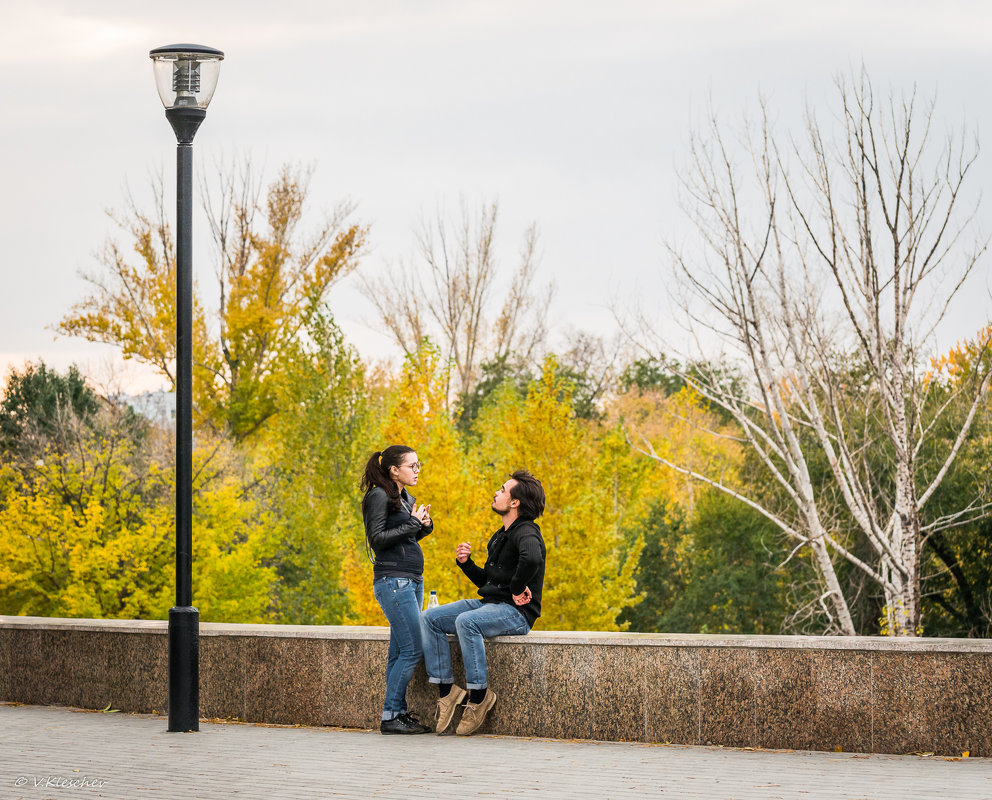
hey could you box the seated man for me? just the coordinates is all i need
[420,470,546,735]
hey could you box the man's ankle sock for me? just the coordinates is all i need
[438,683,452,698]
[469,688,487,704]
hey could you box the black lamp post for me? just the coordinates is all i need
[149,43,224,733]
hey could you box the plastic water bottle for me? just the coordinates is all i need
[427,590,439,609]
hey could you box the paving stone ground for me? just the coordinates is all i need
[1,703,990,800]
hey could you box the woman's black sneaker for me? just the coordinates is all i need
[380,713,429,734]
[399,712,431,733]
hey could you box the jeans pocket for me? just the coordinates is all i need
[395,578,410,590]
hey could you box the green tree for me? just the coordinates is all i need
[1,361,103,461]
[915,331,992,636]
[262,310,381,624]
[620,492,791,634]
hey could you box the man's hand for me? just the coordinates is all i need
[512,586,532,606]
[455,542,472,564]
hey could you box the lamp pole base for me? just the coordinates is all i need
[167,605,199,732]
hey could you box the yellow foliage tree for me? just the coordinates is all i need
[0,409,277,622]
[473,358,643,631]
[57,202,213,393]
[188,465,280,623]
[59,164,366,441]
[608,385,744,515]
[342,344,490,624]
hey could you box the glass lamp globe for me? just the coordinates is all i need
[149,44,224,110]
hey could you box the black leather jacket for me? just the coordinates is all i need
[362,486,433,579]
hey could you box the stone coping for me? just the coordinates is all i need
[3,615,990,652]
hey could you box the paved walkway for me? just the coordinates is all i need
[1,703,990,800]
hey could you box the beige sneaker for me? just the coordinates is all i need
[455,689,497,736]
[434,685,467,734]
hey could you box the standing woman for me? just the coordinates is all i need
[361,445,433,734]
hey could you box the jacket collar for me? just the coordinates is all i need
[502,516,538,534]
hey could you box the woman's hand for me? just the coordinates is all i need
[413,503,431,526]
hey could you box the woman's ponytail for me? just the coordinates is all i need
[360,450,383,495]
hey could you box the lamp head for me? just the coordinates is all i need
[149,44,224,110]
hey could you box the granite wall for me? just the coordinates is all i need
[2,617,990,756]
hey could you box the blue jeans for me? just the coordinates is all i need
[420,599,530,690]
[373,576,424,720]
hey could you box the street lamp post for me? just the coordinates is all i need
[149,43,224,733]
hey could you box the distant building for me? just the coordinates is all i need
[119,390,176,427]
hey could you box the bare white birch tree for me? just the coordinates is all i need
[627,72,992,636]
[361,200,554,404]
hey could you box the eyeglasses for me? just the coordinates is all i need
[402,461,423,472]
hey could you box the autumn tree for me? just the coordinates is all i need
[612,383,744,515]
[629,71,992,635]
[339,350,647,631]
[456,330,628,435]
[340,343,491,624]
[59,161,366,441]
[474,358,642,631]
[361,200,553,408]
[608,372,788,634]
[0,370,276,621]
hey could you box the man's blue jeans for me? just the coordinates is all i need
[420,599,530,690]
[373,576,424,720]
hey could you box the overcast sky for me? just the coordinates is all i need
[2,0,990,393]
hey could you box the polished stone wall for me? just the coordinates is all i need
[2,617,990,756]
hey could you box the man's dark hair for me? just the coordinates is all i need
[509,470,545,521]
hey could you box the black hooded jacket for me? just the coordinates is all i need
[458,518,546,627]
